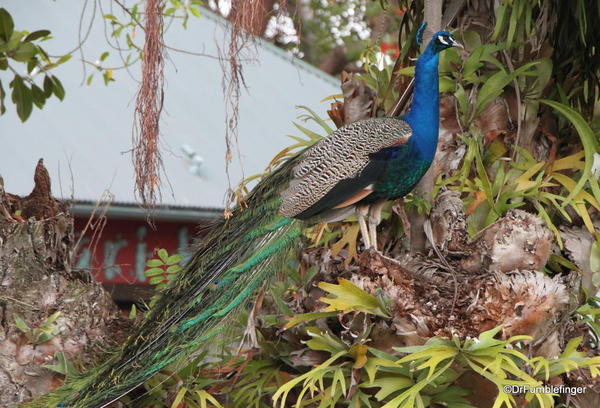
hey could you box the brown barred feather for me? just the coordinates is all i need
[278,117,412,217]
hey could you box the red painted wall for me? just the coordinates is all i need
[73,217,204,286]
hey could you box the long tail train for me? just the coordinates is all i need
[25,158,303,407]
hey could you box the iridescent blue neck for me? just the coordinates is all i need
[402,45,440,162]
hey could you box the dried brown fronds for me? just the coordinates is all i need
[133,0,165,212]
[221,1,286,215]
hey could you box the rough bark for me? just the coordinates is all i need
[0,161,129,406]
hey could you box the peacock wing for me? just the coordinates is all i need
[278,117,412,219]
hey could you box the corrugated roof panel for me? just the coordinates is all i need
[0,3,339,209]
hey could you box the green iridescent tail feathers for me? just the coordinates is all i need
[23,159,303,408]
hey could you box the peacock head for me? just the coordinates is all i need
[429,31,462,53]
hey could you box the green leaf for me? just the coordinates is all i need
[292,122,323,142]
[195,389,223,408]
[24,30,50,42]
[273,350,347,408]
[473,139,495,212]
[166,254,182,265]
[531,58,552,97]
[394,340,458,379]
[128,304,137,319]
[10,76,32,121]
[99,51,109,62]
[14,314,31,333]
[3,30,25,52]
[464,326,504,351]
[144,267,164,277]
[11,42,37,62]
[149,275,167,285]
[31,84,45,109]
[320,93,343,102]
[166,264,181,274]
[0,8,14,42]
[541,100,598,208]
[318,278,390,318]
[42,352,80,377]
[305,326,347,354]
[474,61,540,117]
[492,3,507,41]
[283,311,338,329]
[591,240,600,289]
[431,386,474,408]
[440,76,455,92]
[506,2,519,47]
[454,83,468,117]
[37,46,49,63]
[381,360,454,408]
[146,258,164,267]
[296,105,333,134]
[55,54,71,66]
[26,57,37,74]
[366,375,413,401]
[0,79,6,115]
[157,248,169,263]
[473,70,510,116]
[164,7,177,16]
[50,75,65,100]
[171,386,188,408]
[463,44,502,83]
[36,331,55,344]
[461,30,482,51]
[43,75,53,97]
[189,7,201,18]
[41,311,61,329]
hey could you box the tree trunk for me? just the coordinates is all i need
[408,0,444,252]
[0,161,130,406]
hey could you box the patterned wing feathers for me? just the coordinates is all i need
[278,117,412,218]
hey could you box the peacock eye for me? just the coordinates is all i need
[437,35,450,45]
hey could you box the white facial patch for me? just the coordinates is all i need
[437,35,449,45]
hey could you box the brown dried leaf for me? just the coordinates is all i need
[330,224,360,266]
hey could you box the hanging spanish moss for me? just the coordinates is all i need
[133,0,165,212]
[220,0,285,216]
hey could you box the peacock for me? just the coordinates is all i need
[27,30,461,408]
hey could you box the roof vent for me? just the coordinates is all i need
[181,144,204,177]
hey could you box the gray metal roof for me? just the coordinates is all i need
[1,2,338,210]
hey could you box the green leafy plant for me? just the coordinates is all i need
[441,131,599,247]
[42,351,80,379]
[0,7,67,121]
[318,278,391,318]
[574,296,600,346]
[272,325,600,408]
[145,248,183,307]
[123,349,225,408]
[14,312,61,345]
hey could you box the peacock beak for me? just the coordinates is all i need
[449,37,464,49]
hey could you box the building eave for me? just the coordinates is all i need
[71,201,223,222]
